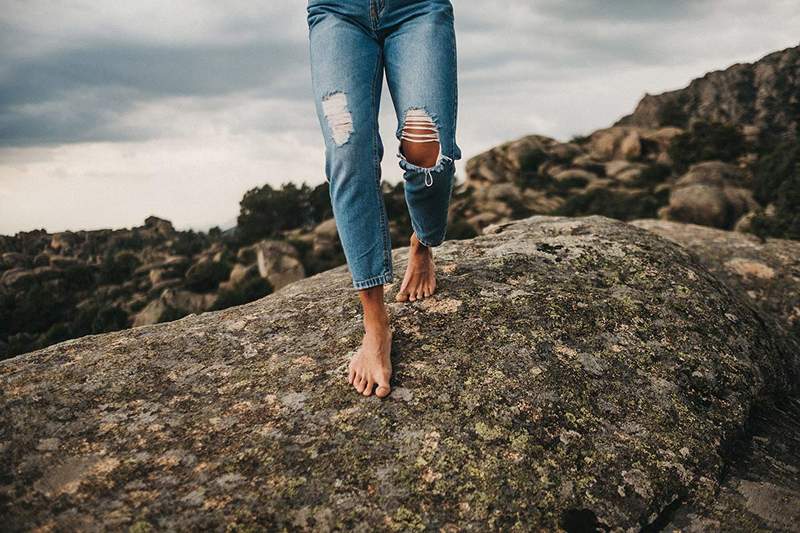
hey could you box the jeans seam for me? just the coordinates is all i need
[371,44,392,280]
[451,22,458,160]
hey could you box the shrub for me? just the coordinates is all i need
[99,250,141,285]
[554,188,664,221]
[515,149,549,190]
[667,121,746,173]
[631,163,672,188]
[656,93,690,128]
[184,261,232,292]
[62,264,96,291]
[92,305,130,333]
[237,182,332,245]
[211,277,273,311]
[750,138,800,240]
[172,230,210,257]
[41,322,71,346]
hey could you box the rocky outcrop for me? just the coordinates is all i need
[455,45,800,243]
[0,217,328,360]
[631,219,800,339]
[457,128,678,234]
[666,396,800,532]
[629,219,800,530]
[2,215,798,531]
[660,161,758,229]
[615,44,800,140]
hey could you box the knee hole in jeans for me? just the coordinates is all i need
[400,107,440,168]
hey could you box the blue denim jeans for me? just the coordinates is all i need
[306,0,462,290]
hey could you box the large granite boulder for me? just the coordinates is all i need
[660,162,757,230]
[630,219,800,530]
[631,219,800,340]
[1,215,798,531]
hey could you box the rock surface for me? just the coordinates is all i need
[661,162,758,230]
[631,219,800,531]
[667,396,800,532]
[2,215,799,531]
[631,219,800,339]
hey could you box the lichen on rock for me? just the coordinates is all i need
[1,215,798,531]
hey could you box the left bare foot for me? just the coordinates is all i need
[395,232,436,302]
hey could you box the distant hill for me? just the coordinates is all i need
[615,44,800,145]
[462,44,800,242]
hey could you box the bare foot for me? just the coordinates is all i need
[348,318,393,398]
[395,232,436,302]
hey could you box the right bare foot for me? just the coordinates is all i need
[395,232,436,302]
[348,320,393,398]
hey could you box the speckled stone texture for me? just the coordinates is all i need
[1,215,798,532]
[631,218,800,532]
[631,219,800,341]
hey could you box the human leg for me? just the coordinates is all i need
[307,2,393,397]
[380,0,462,301]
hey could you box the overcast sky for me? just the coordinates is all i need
[0,1,798,235]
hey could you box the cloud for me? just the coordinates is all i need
[0,0,798,233]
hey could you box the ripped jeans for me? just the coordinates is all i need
[306,0,462,290]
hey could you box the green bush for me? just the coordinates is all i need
[173,230,210,257]
[92,305,130,333]
[62,264,96,291]
[656,93,690,128]
[7,283,70,336]
[667,121,746,173]
[515,149,549,190]
[750,138,800,240]
[69,302,100,338]
[184,261,232,292]
[554,188,664,221]
[631,163,672,188]
[237,182,332,245]
[5,332,37,359]
[99,250,141,285]
[107,232,145,251]
[211,277,273,311]
[41,322,71,346]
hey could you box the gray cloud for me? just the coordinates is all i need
[0,0,748,147]
[0,1,798,234]
[0,38,311,146]
[536,0,706,22]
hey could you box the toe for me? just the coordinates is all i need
[354,374,366,393]
[348,367,355,384]
[376,374,391,398]
[362,379,374,396]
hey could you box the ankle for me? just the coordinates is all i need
[410,237,431,254]
[364,313,389,329]
[364,309,390,332]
